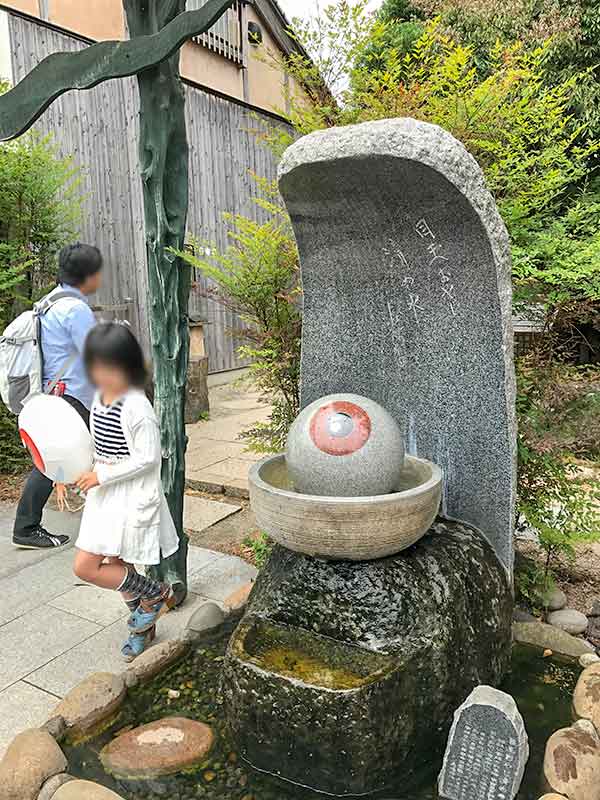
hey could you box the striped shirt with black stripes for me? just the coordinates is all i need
[92,397,131,461]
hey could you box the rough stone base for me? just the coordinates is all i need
[223,520,513,796]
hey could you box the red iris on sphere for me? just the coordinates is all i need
[19,428,46,473]
[309,401,372,456]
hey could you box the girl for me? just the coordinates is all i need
[72,322,179,660]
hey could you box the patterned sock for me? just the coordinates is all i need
[122,595,141,612]
[118,569,164,600]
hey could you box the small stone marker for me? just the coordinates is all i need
[438,685,529,800]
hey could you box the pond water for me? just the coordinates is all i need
[66,622,579,800]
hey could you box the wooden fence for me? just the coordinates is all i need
[8,10,285,373]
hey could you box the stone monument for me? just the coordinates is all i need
[278,117,516,573]
[224,117,516,796]
[439,686,529,800]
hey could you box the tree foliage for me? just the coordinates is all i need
[175,182,301,452]
[250,2,600,570]
[0,86,83,470]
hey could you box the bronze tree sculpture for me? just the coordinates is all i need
[0,0,235,602]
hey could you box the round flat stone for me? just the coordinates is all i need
[100,717,214,778]
[547,609,589,635]
[53,780,126,799]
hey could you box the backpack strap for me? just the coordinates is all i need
[35,289,88,395]
[46,350,80,396]
[35,290,83,317]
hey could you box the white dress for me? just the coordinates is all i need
[76,389,180,565]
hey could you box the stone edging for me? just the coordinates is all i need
[0,584,253,800]
[539,652,600,799]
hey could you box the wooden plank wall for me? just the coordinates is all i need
[8,11,284,373]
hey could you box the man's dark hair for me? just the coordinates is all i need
[84,322,147,387]
[58,242,103,287]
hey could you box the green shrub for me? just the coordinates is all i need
[175,183,301,452]
[517,359,600,585]
[243,532,273,569]
[0,119,82,470]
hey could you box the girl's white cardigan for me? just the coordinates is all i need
[76,389,179,565]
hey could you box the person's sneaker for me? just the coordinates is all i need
[12,526,70,549]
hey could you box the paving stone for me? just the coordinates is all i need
[187,545,226,585]
[48,585,128,626]
[188,555,257,602]
[0,549,77,627]
[27,594,207,697]
[183,495,241,533]
[187,472,248,493]
[185,439,250,465]
[0,728,67,800]
[0,606,101,692]
[0,681,58,759]
[53,673,126,737]
[224,581,254,611]
[197,458,254,481]
[0,505,81,578]
[0,507,80,581]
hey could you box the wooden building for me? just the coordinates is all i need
[0,0,300,374]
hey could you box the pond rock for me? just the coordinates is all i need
[513,622,595,660]
[548,609,589,636]
[0,728,67,800]
[573,663,600,731]
[100,717,214,779]
[126,638,186,683]
[53,780,126,799]
[580,653,600,668]
[543,719,600,800]
[546,587,567,612]
[53,672,126,739]
[224,520,512,796]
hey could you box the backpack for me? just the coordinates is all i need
[0,291,81,414]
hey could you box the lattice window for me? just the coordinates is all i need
[187,0,245,65]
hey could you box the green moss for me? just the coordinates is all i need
[251,645,367,690]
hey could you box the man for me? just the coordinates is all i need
[12,243,103,549]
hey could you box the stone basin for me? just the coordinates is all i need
[248,453,442,560]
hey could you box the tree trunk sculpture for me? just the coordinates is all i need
[0,0,236,601]
[124,0,191,603]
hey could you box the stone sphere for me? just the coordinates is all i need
[286,393,405,497]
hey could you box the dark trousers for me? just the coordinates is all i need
[13,395,90,537]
